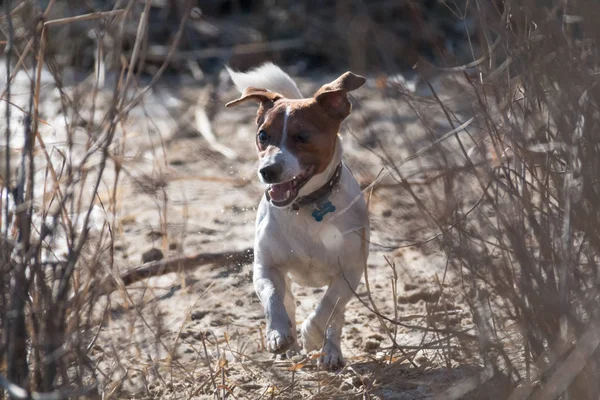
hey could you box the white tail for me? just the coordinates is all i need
[226,63,303,99]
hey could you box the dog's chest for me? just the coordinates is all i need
[282,212,336,283]
[257,205,341,286]
[255,166,369,287]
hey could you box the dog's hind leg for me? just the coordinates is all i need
[300,268,362,370]
[254,264,296,354]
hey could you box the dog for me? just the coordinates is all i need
[226,63,370,370]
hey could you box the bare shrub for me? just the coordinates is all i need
[360,0,600,398]
[0,1,189,397]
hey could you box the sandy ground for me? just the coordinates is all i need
[3,65,493,399]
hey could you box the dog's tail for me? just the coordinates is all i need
[226,63,303,99]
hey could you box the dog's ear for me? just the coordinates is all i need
[226,87,283,107]
[314,72,365,119]
[226,87,283,124]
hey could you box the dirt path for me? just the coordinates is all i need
[36,69,483,399]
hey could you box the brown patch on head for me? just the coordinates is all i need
[226,71,365,175]
[276,100,341,174]
[257,107,285,158]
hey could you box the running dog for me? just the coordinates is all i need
[226,63,369,369]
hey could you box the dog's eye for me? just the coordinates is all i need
[257,130,269,145]
[294,132,310,143]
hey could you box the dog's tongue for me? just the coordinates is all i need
[268,181,293,202]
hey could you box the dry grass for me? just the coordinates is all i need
[0,0,191,397]
[364,0,600,398]
[1,0,600,399]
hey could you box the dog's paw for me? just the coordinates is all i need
[266,327,295,354]
[271,343,301,361]
[300,318,323,352]
[286,341,301,358]
[319,341,345,370]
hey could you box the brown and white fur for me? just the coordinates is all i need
[226,63,369,369]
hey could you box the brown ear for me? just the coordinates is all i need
[226,87,283,124]
[314,72,366,119]
[226,87,283,107]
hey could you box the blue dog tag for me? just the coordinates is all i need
[312,201,336,222]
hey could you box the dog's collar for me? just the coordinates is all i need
[264,162,343,211]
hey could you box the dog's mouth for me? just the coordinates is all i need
[267,166,316,207]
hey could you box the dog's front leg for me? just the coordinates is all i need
[301,270,361,369]
[254,264,295,354]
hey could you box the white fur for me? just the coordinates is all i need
[278,106,301,182]
[282,105,291,137]
[228,64,369,369]
[226,63,303,99]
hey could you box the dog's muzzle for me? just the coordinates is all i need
[265,166,316,207]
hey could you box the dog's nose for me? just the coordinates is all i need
[259,164,282,183]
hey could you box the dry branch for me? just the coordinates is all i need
[528,318,600,400]
[100,248,253,296]
[144,38,306,62]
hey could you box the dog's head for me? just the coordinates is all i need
[226,71,365,208]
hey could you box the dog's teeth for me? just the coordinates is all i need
[285,190,291,198]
